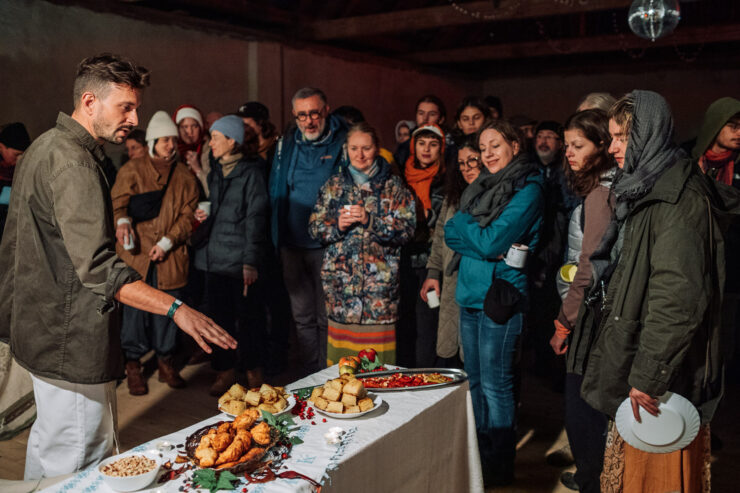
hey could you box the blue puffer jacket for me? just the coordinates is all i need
[269,115,347,248]
[444,174,544,310]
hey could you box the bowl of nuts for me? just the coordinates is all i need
[98,450,161,491]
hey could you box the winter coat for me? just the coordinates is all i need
[269,116,347,248]
[112,156,199,290]
[559,185,614,374]
[444,173,544,310]
[580,157,734,424]
[531,159,578,287]
[426,198,462,358]
[0,112,141,384]
[692,97,740,293]
[194,154,269,278]
[308,159,416,324]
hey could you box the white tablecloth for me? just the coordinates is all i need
[42,366,483,493]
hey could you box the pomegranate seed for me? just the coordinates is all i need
[311,421,316,425]
[322,418,327,422]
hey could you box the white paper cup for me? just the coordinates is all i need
[504,244,529,269]
[123,233,135,251]
[197,201,212,216]
[426,290,440,309]
[343,205,352,213]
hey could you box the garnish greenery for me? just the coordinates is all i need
[192,469,238,492]
[261,410,304,446]
[360,355,382,371]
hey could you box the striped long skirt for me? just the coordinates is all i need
[327,320,396,367]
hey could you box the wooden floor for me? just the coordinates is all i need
[1,354,738,492]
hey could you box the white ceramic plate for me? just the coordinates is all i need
[615,392,700,454]
[314,393,383,419]
[219,394,296,419]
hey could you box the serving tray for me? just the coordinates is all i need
[354,367,468,392]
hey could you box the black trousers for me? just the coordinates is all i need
[398,263,439,368]
[205,272,266,372]
[564,372,608,493]
[121,264,182,360]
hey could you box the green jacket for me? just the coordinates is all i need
[580,157,729,424]
[0,113,141,384]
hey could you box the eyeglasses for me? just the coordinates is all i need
[458,156,481,169]
[725,121,740,132]
[294,110,323,122]
[536,134,560,142]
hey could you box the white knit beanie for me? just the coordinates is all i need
[146,111,179,157]
[174,107,204,127]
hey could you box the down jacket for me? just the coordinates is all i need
[308,159,416,324]
[194,154,269,277]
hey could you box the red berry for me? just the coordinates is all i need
[281,453,288,459]
[322,418,327,422]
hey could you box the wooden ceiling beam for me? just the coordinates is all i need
[406,24,740,63]
[307,0,630,40]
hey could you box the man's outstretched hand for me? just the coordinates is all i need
[173,303,237,354]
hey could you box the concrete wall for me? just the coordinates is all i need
[483,69,740,143]
[0,0,476,161]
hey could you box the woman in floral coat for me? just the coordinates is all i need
[309,122,416,365]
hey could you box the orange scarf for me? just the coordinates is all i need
[405,162,439,211]
[404,125,445,211]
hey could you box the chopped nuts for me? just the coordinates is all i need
[100,455,157,477]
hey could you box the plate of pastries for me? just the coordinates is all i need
[218,383,295,417]
[308,374,382,419]
[185,408,278,472]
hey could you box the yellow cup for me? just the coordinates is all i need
[560,264,578,283]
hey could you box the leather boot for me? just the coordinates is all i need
[158,356,186,389]
[126,360,148,396]
[246,368,264,389]
[209,369,236,397]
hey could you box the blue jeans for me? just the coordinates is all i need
[460,308,522,482]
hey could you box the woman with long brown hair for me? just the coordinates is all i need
[549,109,615,493]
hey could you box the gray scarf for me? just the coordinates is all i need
[590,90,686,291]
[445,153,538,276]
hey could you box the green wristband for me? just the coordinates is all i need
[167,299,183,319]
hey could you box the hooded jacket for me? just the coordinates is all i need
[269,115,347,248]
[580,92,740,424]
[692,97,740,293]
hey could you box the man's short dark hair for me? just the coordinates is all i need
[332,105,365,126]
[124,129,146,147]
[291,87,327,107]
[416,94,447,122]
[73,53,150,108]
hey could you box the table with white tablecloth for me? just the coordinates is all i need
[42,366,483,493]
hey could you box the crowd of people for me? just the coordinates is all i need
[1,53,739,492]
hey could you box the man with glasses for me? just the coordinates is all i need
[269,87,347,374]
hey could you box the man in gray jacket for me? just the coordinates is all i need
[0,53,236,480]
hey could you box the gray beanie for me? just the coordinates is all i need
[210,115,244,146]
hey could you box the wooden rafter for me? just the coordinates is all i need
[405,23,740,63]
[306,0,630,40]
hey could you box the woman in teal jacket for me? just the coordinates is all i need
[444,120,543,486]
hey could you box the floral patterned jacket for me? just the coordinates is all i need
[309,159,416,324]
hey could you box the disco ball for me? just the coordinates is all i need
[628,0,681,42]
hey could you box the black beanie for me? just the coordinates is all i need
[535,120,564,139]
[237,102,270,122]
[0,123,31,151]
